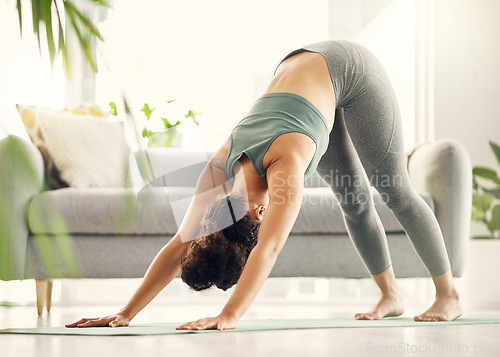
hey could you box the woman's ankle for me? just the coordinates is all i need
[435,286,460,300]
[380,284,402,298]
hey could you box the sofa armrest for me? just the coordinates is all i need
[408,138,472,277]
[0,135,45,280]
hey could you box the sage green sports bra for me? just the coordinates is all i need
[225,92,329,184]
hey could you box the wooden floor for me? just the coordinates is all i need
[1,302,500,357]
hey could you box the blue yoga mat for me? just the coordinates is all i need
[1,318,499,336]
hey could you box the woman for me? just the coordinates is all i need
[66,40,462,331]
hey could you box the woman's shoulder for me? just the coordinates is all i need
[263,132,316,177]
[211,137,231,160]
[208,137,231,172]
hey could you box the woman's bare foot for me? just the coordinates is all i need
[414,289,462,322]
[357,266,404,320]
[355,292,405,320]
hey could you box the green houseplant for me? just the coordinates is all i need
[471,140,500,239]
[109,100,201,148]
[16,0,108,76]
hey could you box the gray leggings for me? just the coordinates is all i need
[299,41,450,276]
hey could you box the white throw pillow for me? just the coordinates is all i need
[37,110,131,187]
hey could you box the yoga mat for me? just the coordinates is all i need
[1,318,500,336]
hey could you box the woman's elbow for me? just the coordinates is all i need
[253,241,283,261]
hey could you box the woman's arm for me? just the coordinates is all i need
[65,233,188,328]
[66,141,232,328]
[176,155,305,330]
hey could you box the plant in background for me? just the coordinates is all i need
[109,100,201,148]
[16,0,108,76]
[471,140,500,239]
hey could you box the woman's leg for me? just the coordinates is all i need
[340,43,461,321]
[316,109,404,320]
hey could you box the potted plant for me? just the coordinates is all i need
[471,140,500,239]
[463,140,500,308]
[109,100,201,148]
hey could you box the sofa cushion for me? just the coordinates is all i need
[16,103,117,189]
[28,186,435,235]
[36,111,131,188]
[28,187,180,235]
[292,187,435,234]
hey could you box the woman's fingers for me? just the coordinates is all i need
[176,318,222,331]
[66,314,130,328]
[65,318,93,328]
[77,319,100,327]
[176,322,192,330]
[176,321,198,330]
[76,317,109,328]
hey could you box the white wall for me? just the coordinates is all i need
[433,0,500,236]
[94,0,329,151]
[329,0,417,149]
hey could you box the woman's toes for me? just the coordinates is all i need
[356,313,369,320]
[419,314,429,321]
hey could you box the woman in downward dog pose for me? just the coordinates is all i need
[67,41,462,330]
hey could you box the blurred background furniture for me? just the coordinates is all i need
[0,135,472,315]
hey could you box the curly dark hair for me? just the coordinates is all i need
[180,193,261,291]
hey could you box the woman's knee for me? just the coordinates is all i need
[335,187,374,218]
[378,187,420,214]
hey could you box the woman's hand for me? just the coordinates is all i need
[65,314,130,328]
[176,314,237,331]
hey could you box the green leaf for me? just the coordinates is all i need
[65,3,97,72]
[16,0,22,36]
[471,207,484,222]
[185,110,194,118]
[31,0,41,49]
[484,188,500,199]
[109,101,118,116]
[161,118,172,128]
[65,0,104,41]
[64,1,98,72]
[142,128,155,138]
[185,110,201,125]
[487,204,500,232]
[26,0,107,77]
[166,99,176,104]
[472,166,500,184]
[40,0,56,64]
[472,176,480,191]
[141,104,155,120]
[489,141,500,168]
[472,193,495,211]
[471,235,494,240]
[54,0,71,77]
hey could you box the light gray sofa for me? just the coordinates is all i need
[0,135,472,313]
